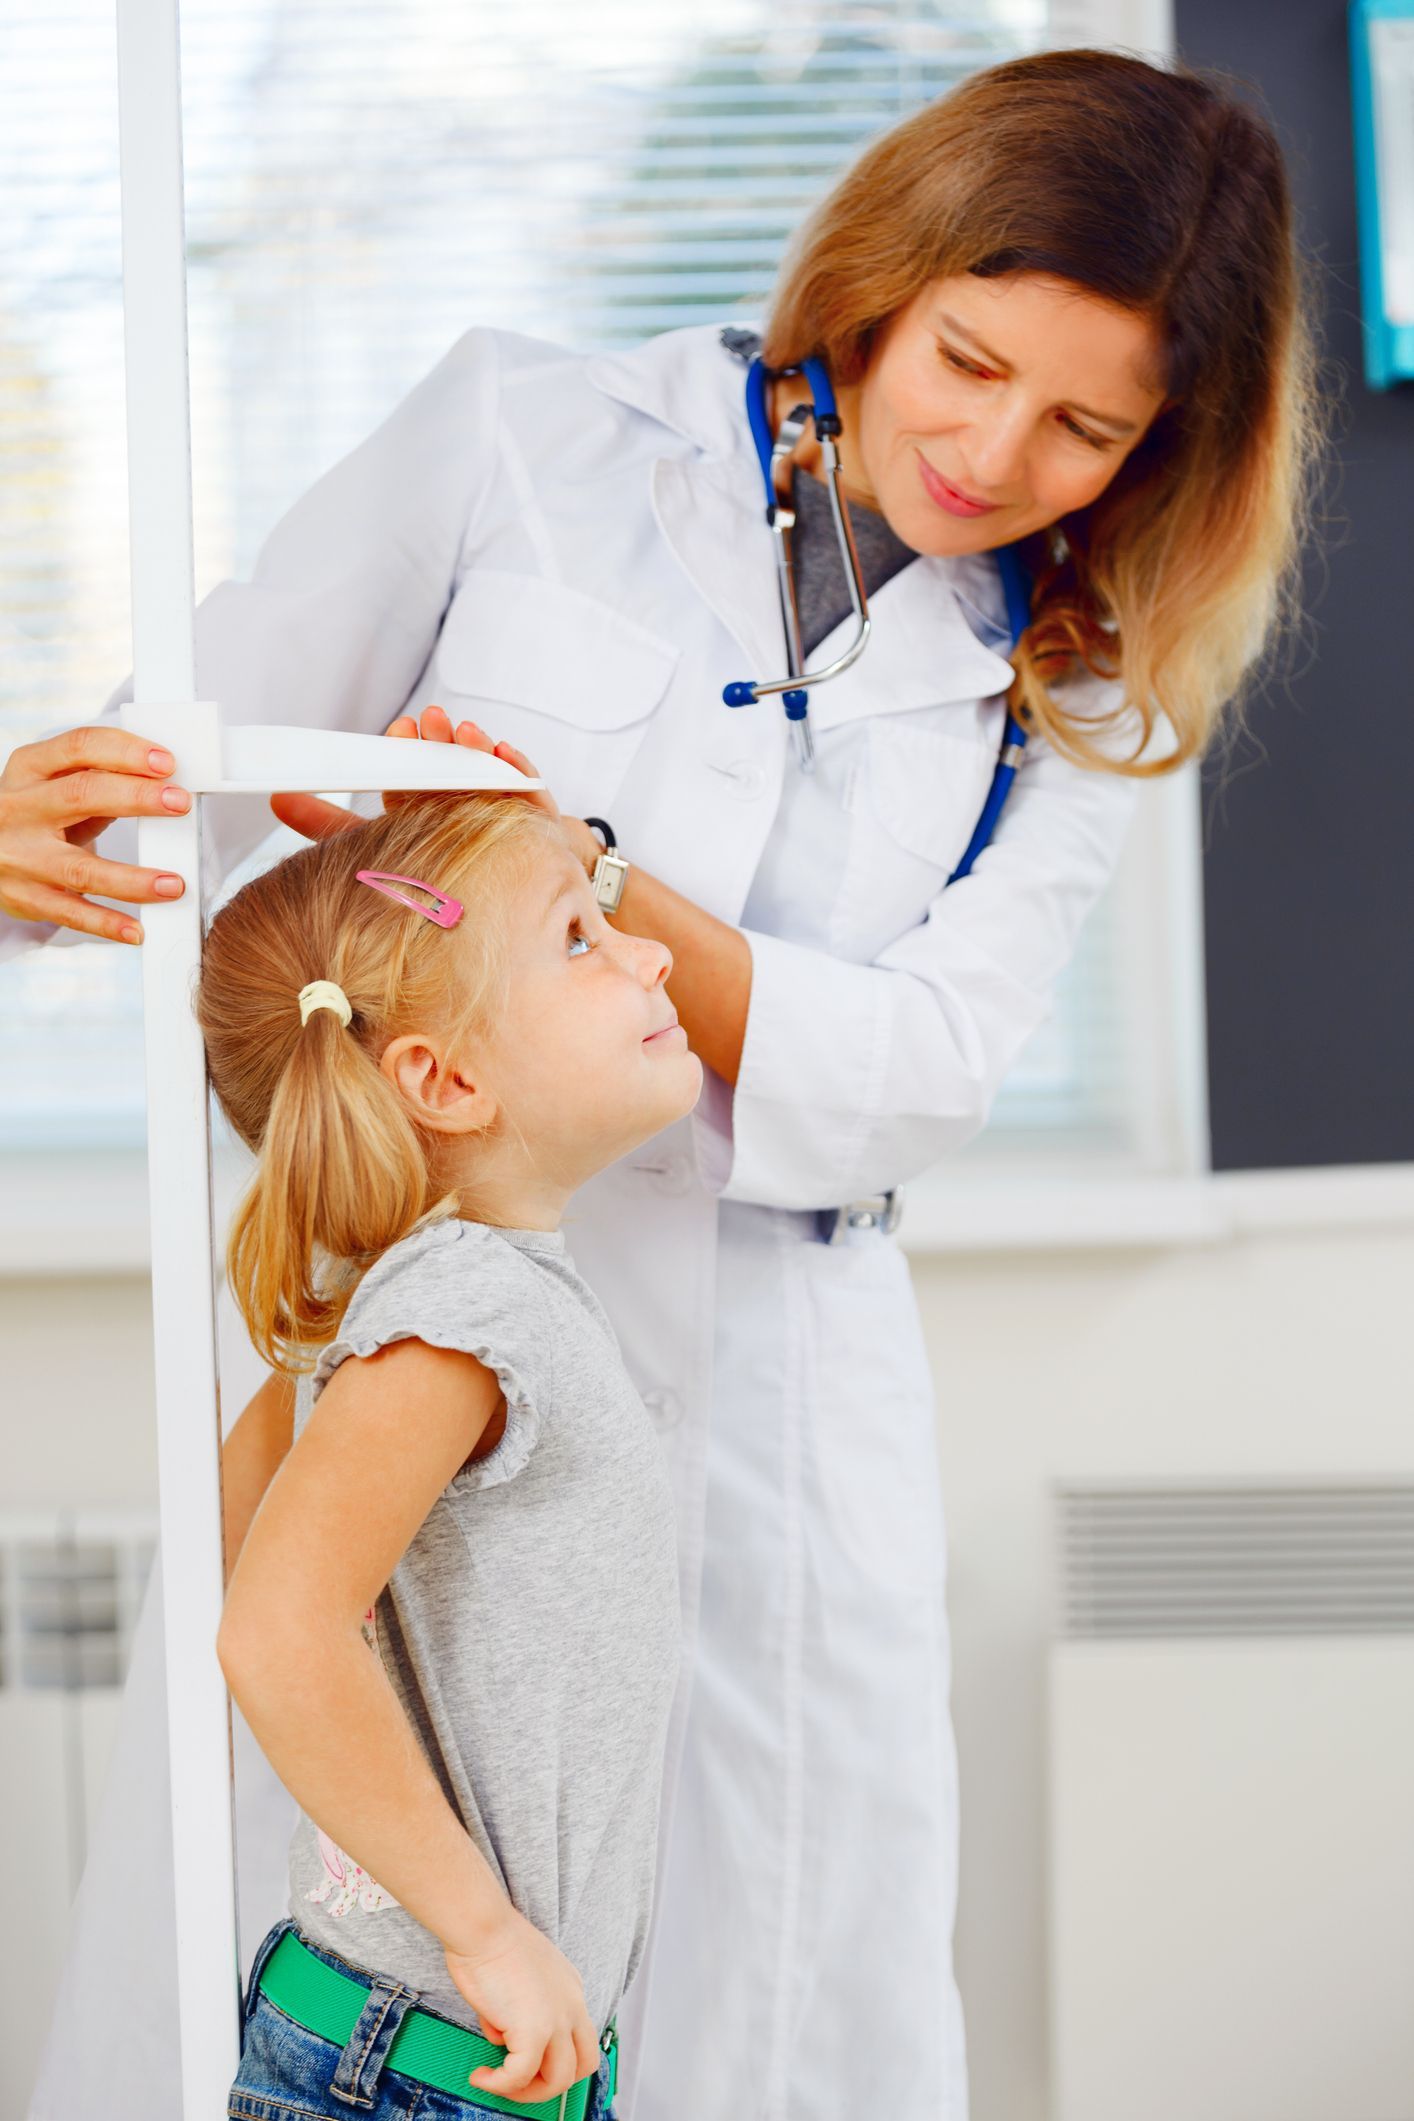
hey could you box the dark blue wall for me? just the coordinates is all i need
[1174,1,1413,1168]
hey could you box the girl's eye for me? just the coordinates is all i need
[567,920,595,959]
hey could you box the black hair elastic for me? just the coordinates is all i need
[583,816,617,853]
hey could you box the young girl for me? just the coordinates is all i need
[200,789,703,2121]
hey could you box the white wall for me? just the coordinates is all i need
[4,1211,1411,2120]
[4,1277,157,1510]
[914,1219,1414,2121]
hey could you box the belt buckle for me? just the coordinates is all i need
[815,1186,903,1245]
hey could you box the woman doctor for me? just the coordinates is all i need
[2,50,1316,2121]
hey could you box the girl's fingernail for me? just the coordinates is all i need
[161,787,191,812]
[148,747,174,773]
[153,875,184,898]
[121,922,143,944]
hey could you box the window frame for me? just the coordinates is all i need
[2,0,1249,1258]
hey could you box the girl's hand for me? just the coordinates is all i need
[443,1905,601,2104]
[0,725,191,943]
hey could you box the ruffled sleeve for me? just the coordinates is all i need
[310,1218,555,1493]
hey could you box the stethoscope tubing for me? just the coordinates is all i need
[949,541,1031,884]
[725,343,1032,880]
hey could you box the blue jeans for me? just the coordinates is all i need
[229,1919,619,2121]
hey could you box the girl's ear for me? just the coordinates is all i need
[379,1034,497,1136]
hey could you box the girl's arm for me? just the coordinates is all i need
[222,1372,294,1585]
[218,1338,599,2101]
[218,1338,513,1951]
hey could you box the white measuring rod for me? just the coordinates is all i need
[115,0,539,2109]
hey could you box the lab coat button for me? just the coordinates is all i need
[725,759,766,801]
[643,1388,682,1431]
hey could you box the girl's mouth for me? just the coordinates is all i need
[643,1016,684,1046]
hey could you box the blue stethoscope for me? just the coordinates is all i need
[722,346,1031,885]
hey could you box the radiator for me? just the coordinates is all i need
[1048,1481,1414,2121]
[0,1511,154,2121]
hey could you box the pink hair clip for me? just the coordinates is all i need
[355,869,463,928]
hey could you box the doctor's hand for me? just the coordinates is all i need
[0,725,191,943]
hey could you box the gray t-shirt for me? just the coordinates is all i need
[285,1215,681,2037]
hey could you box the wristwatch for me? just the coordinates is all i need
[583,816,630,915]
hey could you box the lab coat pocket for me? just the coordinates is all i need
[433,569,681,818]
[803,1235,946,1597]
[864,716,998,869]
[832,717,998,962]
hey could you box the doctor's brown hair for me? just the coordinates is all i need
[197,796,552,1372]
[763,48,1322,774]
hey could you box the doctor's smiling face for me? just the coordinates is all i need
[795,272,1168,558]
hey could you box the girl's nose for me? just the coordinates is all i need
[635,933,673,987]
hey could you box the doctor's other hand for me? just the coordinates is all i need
[270,707,601,873]
[0,725,190,943]
[385,707,605,875]
[442,1904,599,2104]
[385,705,560,823]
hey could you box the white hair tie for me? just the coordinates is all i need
[298,980,352,1029]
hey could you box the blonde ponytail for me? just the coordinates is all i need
[198,795,551,1373]
[226,1003,434,1370]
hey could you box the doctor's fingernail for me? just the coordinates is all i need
[148,747,174,773]
[160,787,191,812]
[153,875,184,898]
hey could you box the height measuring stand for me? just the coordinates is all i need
[114,2,538,2107]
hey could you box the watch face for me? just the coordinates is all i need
[594,852,627,912]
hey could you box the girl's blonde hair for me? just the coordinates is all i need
[198,796,553,1373]
[763,48,1324,775]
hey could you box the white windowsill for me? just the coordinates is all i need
[3,1148,1412,1278]
[899,1159,1414,1252]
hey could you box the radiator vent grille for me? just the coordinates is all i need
[1058,1483,1414,1640]
[0,1514,156,1691]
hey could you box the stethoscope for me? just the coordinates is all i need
[721,342,1031,885]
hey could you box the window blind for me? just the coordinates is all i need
[0,0,1136,1156]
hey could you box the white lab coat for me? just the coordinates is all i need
[21,323,1140,2121]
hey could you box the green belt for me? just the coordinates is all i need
[258,1928,615,2121]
